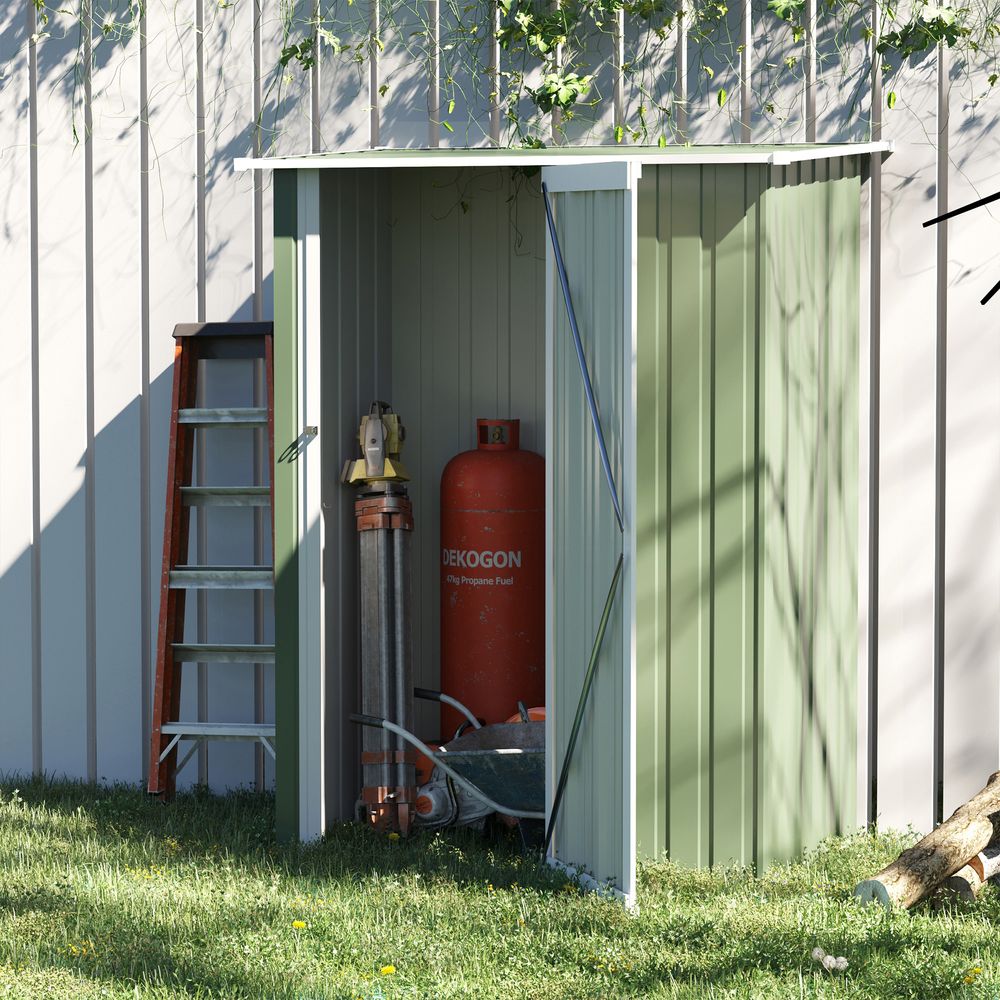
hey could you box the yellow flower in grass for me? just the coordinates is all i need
[387,832,400,842]
[292,920,307,930]
[963,966,984,985]
[380,964,396,976]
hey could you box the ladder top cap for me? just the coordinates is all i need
[172,322,274,339]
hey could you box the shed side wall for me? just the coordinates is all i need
[636,163,762,867]
[635,161,859,868]
[758,158,860,865]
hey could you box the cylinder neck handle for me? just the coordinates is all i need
[477,419,520,451]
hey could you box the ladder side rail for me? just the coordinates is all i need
[148,338,199,797]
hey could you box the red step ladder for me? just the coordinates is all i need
[148,322,275,799]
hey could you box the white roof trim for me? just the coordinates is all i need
[233,141,893,173]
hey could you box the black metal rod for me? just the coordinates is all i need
[542,553,624,862]
[541,181,624,534]
[922,188,1000,228]
[981,276,1000,306]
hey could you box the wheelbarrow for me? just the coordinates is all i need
[349,704,545,822]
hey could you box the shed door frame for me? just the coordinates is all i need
[542,161,639,905]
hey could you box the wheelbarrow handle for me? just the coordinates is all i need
[412,687,482,730]
[349,713,385,729]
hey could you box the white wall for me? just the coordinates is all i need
[0,1,998,827]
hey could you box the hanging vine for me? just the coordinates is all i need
[10,0,1000,149]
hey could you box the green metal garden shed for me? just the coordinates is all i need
[236,142,890,905]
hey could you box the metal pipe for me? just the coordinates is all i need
[350,714,545,820]
[542,553,624,860]
[541,182,624,533]
[378,523,394,781]
[393,519,411,790]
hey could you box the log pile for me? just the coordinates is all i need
[854,770,1000,910]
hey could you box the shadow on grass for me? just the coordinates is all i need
[2,777,998,1000]
[0,775,564,888]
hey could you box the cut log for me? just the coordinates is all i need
[854,770,1000,910]
[935,842,1000,905]
[934,864,984,905]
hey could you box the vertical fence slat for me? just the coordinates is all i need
[311,0,321,152]
[139,0,152,783]
[83,0,97,784]
[36,6,90,779]
[490,1,501,144]
[865,0,882,829]
[202,0,260,792]
[739,0,751,141]
[931,41,949,827]
[369,0,380,147]
[675,1,688,138]
[252,0,266,792]
[428,0,440,146]
[93,0,143,784]
[28,0,42,779]
[804,0,816,140]
[0,0,37,779]
[613,8,624,133]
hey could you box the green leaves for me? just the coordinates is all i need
[887,90,898,108]
[768,0,805,22]
[279,37,315,71]
[316,27,343,54]
[717,87,728,108]
[525,72,593,113]
[877,3,971,58]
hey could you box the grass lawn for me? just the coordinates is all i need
[0,780,996,999]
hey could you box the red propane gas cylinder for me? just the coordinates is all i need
[440,419,544,737]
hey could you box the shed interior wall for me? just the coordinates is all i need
[319,167,547,818]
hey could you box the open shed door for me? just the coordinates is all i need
[543,162,638,905]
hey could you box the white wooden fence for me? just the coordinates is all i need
[1,0,999,834]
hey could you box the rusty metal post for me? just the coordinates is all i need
[357,483,416,834]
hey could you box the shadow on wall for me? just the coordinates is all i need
[0,280,278,795]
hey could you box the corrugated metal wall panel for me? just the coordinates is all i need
[941,75,1000,817]
[198,0,261,791]
[319,168,393,820]
[0,4,35,778]
[92,9,144,783]
[873,65,939,833]
[36,11,90,779]
[635,162,858,868]
[758,159,859,865]
[549,189,626,891]
[145,0,201,791]
[635,164,760,867]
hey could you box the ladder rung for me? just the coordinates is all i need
[181,487,271,507]
[178,407,268,427]
[169,566,273,589]
[172,643,275,663]
[160,722,275,739]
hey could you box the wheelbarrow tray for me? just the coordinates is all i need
[435,722,545,815]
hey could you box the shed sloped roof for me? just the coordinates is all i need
[235,141,892,172]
